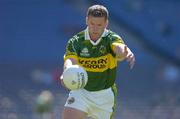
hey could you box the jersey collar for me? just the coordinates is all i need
[85,27,108,45]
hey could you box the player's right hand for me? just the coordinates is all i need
[124,46,135,69]
[60,74,70,90]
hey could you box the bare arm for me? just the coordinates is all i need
[114,44,135,69]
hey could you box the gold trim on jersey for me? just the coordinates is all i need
[64,55,78,62]
[111,42,126,61]
[111,42,124,51]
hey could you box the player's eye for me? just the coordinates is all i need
[97,24,102,26]
[91,22,95,26]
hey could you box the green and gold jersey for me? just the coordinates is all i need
[64,28,124,91]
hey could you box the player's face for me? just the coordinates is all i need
[86,16,108,40]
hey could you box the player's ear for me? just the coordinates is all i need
[86,17,88,25]
[106,19,109,28]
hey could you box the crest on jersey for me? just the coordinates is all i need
[99,45,106,54]
[67,97,75,104]
[80,47,90,57]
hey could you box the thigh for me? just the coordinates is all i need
[95,110,113,119]
[89,100,114,119]
[63,90,89,119]
[62,107,87,119]
[87,88,116,119]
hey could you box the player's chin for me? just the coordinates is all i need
[92,32,99,35]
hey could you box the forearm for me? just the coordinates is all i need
[113,43,135,69]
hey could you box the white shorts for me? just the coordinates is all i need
[64,87,116,119]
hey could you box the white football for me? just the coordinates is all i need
[61,65,88,90]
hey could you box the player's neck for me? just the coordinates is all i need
[90,35,100,42]
[89,32,103,42]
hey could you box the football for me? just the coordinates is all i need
[61,65,88,90]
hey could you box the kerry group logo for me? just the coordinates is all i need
[79,58,108,69]
[80,47,90,57]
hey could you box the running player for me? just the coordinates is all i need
[61,4,135,119]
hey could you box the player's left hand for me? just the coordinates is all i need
[124,46,135,69]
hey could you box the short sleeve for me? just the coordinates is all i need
[64,37,78,62]
[110,34,125,51]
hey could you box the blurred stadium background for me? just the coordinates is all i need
[0,0,180,119]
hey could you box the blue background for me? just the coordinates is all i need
[0,0,180,119]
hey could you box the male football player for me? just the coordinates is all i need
[61,4,135,119]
